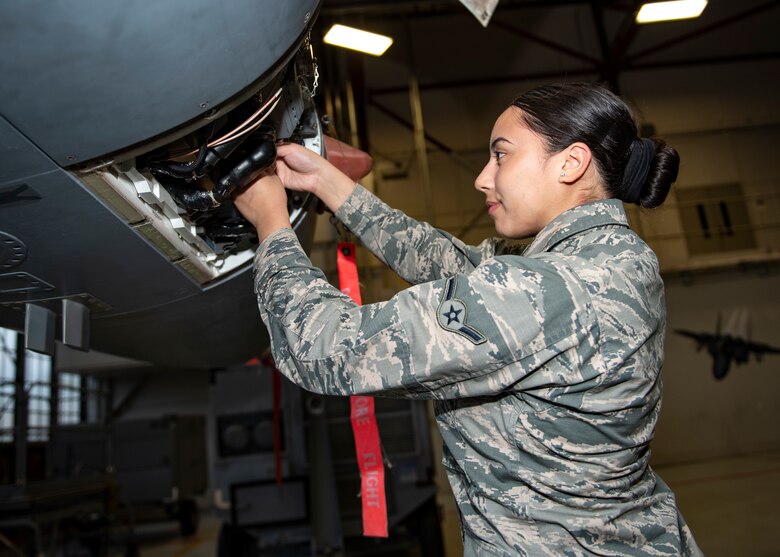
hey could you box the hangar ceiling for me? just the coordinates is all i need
[304,0,780,280]
[317,0,780,91]
[309,0,780,164]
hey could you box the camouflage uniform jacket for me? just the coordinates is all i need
[253,185,702,556]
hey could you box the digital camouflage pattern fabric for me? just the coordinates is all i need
[253,185,702,556]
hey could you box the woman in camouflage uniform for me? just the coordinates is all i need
[235,82,703,556]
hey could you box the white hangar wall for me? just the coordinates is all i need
[655,267,780,465]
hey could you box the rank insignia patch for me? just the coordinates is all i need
[437,277,486,345]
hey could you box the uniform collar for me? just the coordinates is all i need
[523,198,629,255]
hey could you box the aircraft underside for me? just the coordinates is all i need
[0,1,324,367]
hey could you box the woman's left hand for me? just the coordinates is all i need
[233,173,292,241]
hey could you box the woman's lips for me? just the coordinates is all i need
[487,202,500,216]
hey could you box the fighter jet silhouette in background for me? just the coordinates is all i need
[675,309,780,380]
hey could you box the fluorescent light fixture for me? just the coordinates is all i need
[323,24,393,56]
[636,0,708,24]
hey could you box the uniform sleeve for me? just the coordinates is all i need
[335,185,502,284]
[254,228,600,399]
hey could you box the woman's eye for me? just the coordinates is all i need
[493,151,505,162]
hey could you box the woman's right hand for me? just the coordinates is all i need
[275,142,357,213]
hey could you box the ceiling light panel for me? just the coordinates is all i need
[636,0,708,24]
[323,24,393,56]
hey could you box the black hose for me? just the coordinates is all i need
[164,141,209,174]
[159,132,277,211]
[212,134,277,204]
[149,124,214,179]
[159,180,221,212]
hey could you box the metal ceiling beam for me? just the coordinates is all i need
[590,1,612,63]
[490,18,601,65]
[603,0,643,91]
[590,0,619,88]
[369,46,779,97]
[369,67,598,96]
[367,98,480,174]
[367,97,499,238]
[627,0,780,62]
[624,50,780,71]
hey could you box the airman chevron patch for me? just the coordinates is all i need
[437,277,486,345]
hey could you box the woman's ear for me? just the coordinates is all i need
[557,142,592,184]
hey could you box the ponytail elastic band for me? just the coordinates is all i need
[622,138,655,205]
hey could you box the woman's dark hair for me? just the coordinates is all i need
[512,82,679,209]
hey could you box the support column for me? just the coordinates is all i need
[47,363,59,479]
[409,74,435,225]
[306,395,344,556]
[14,333,27,485]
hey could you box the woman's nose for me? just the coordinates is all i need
[474,162,493,193]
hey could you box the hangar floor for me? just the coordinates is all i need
[113,450,780,557]
[655,450,780,557]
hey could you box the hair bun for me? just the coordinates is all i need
[639,139,679,209]
[622,138,655,205]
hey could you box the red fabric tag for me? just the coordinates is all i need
[337,242,363,305]
[350,396,388,537]
[337,242,388,538]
